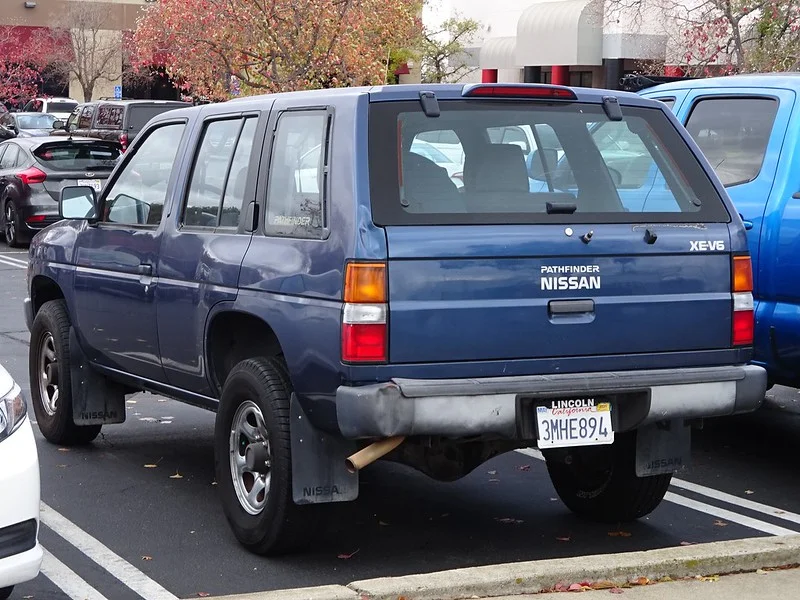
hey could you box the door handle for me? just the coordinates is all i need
[138,263,153,276]
[548,299,595,315]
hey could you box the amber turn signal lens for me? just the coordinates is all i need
[344,263,387,304]
[732,256,753,293]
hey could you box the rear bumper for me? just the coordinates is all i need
[335,365,767,439]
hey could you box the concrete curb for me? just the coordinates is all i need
[202,535,800,600]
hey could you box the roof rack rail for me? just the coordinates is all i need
[620,74,699,93]
[97,96,135,101]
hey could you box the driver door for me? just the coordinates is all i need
[71,119,189,383]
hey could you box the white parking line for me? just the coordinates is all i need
[40,502,179,600]
[664,492,800,536]
[0,254,26,268]
[41,547,110,600]
[515,448,800,534]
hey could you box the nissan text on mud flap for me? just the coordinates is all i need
[24,83,766,555]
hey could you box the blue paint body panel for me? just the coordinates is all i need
[642,74,800,386]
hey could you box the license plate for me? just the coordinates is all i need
[536,399,614,449]
[77,179,102,192]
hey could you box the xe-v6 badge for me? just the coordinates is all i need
[690,240,725,251]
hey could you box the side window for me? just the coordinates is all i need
[95,104,124,129]
[0,145,20,169]
[65,108,81,131]
[101,122,186,226]
[183,117,257,229]
[591,121,655,189]
[78,105,95,129]
[265,110,329,238]
[685,97,778,187]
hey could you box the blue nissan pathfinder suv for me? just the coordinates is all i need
[23,83,767,555]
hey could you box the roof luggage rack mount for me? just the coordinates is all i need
[620,74,698,93]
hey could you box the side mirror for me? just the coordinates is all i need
[60,186,98,220]
[52,119,64,130]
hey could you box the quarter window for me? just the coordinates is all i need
[101,122,186,226]
[685,97,778,187]
[265,110,330,238]
[0,144,20,169]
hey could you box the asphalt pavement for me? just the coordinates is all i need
[2,247,800,600]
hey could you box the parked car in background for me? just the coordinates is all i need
[54,99,191,151]
[0,362,42,600]
[640,74,800,391]
[21,97,78,121]
[25,83,765,556]
[0,113,60,138]
[0,137,122,246]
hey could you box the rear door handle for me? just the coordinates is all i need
[548,299,595,315]
[138,263,153,276]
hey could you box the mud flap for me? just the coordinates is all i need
[290,394,359,505]
[635,419,690,477]
[69,328,127,425]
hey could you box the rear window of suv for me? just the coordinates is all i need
[33,141,121,170]
[368,100,730,225]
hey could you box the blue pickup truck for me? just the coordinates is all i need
[640,74,800,390]
[23,83,766,555]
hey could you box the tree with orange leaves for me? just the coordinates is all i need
[132,0,422,99]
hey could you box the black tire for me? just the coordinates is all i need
[545,431,672,523]
[0,586,12,600]
[3,199,22,248]
[29,300,102,445]
[214,357,321,555]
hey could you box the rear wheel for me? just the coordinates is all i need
[0,586,13,600]
[545,431,671,523]
[214,357,321,555]
[3,200,21,247]
[29,300,102,445]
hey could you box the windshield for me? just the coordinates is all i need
[16,113,58,129]
[368,100,729,225]
[33,141,121,171]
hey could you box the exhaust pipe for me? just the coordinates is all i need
[346,436,405,473]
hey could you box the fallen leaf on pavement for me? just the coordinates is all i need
[756,569,768,575]
[197,593,210,598]
[518,464,531,471]
[58,447,70,452]
[632,577,650,586]
[143,464,158,468]
[556,536,571,542]
[487,470,497,475]
[170,472,183,479]
[609,588,625,594]
[699,575,719,582]
[590,581,616,590]
[745,490,754,495]
[608,531,632,537]
[141,555,152,561]
[679,541,695,546]
[567,583,584,591]
[713,520,728,527]
[337,549,360,559]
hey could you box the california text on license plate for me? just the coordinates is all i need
[536,398,614,449]
[77,179,102,192]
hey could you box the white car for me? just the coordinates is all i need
[0,364,42,600]
[21,97,79,121]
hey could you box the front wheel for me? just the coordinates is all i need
[214,357,321,555]
[29,300,102,445]
[545,431,671,523]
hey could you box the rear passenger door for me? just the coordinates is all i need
[155,110,267,395]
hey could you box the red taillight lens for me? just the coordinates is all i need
[119,132,128,151]
[462,84,577,99]
[18,166,46,185]
[342,323,387,362]
[732,305,754,346]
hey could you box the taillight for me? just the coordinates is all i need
[342,262,387,363]
[119,132,128,152]
[18,166,46,185]
[732,255,754,346]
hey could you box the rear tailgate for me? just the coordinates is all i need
[33,140,120,200]
[367,87,738,366]
[386,224,732,363]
